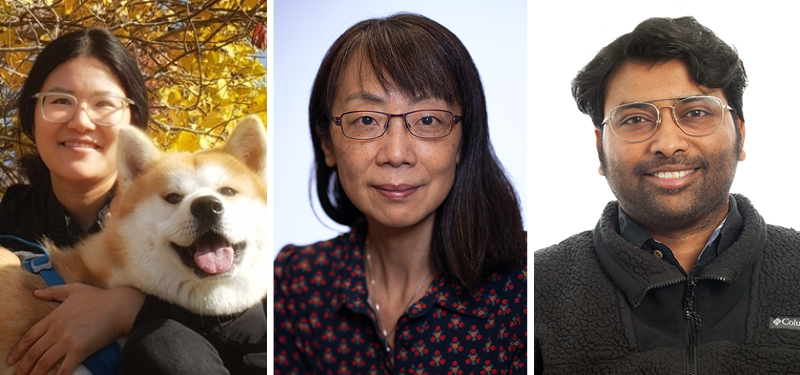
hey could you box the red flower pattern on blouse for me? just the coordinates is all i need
[274,222,527,374]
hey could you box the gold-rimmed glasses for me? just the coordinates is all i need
[602,96,734,143]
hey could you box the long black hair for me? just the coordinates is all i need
[308,13,525,291]
[17,28,149,183]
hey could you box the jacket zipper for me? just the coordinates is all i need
[637,274,730,373]
[633,278,684,307]
[685,277,701,375]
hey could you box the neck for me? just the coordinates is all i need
[365,214,435,288]
[637,198,730,273]
[50,173,116,232]
[364,214,436,353]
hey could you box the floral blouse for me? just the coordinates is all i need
[274,222,527,374]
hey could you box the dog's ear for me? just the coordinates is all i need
[117,127,161,190]
[225,115,267,180]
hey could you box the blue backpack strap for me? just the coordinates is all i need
[0,235,121,375]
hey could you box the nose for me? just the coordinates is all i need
[648,106,690,157]
[66,103,97,133]
[376,116,416,167]
[191,195,225,223]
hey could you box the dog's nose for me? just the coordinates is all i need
[191,196,224,222]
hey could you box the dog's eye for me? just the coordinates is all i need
[219,187,237,196]
[164,193,183,204]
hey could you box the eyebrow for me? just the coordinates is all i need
[43,87,74,94]
[619,102,655,109]
[42,87,120,96]
[617,93,707,106]
[342,91,434,106]
[343,91,385,104]
[408,94,433,105]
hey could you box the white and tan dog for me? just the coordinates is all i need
[0,115,269,374]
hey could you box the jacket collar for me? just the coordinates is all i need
[46,185,112,247]
[335,220,487,320]
[594,194,766,308]
[617,195,745,275]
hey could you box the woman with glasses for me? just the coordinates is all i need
[0,28,233,375]
[274,13,527,373]
[0,28,260,375]
[0,28,149,375]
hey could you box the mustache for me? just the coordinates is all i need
[633,155,708,175]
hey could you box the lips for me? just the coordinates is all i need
[374,184,420,200]
[637,157,703,191]
[651,169,696,179]
[61,140,100,149]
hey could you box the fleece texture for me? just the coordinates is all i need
[534,194,800,374]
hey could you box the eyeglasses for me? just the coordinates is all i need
[332,109,461,140]
[602,95,734,143]
[32,92,135,127]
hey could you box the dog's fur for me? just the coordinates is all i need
[0,115,269,374]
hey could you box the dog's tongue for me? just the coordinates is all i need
[194,234,234,274]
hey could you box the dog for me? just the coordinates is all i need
[0,115,269,374]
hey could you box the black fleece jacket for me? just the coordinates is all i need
[534,194,800,374]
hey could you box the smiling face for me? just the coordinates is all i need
[34,56,131,187]
[597,59,746,231]
[322,60,462,230]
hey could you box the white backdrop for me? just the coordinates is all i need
[273,0,527,255]
[528,3,800,251]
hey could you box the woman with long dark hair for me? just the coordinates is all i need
[0,28,149,374]
[274,13,527,374]
[1,28,266,375]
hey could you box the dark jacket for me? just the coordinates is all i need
[0,183,106,251]
[133,296,268,373]
[534,194,800,374]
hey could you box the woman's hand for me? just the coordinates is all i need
[6,284,146,375]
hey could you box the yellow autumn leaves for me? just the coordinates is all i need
[0,0,266,164]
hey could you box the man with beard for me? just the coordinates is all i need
[534,16,800,374]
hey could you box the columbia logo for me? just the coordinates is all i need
[770,316,800,330]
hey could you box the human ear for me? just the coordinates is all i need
[595,128,604,176]
[737,118,746,161]
[595,128,601,149]
[320,136,337,167]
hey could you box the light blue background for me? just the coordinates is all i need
[273,0,527,255]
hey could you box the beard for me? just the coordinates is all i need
[599,133,741,233]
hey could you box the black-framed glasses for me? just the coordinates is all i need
[332,109,461,140]
[602,95,734,143]
[32,92,135,127]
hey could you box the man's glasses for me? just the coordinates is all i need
[33,92,135,127]
[602,96,734,143]
[332,109,461,140]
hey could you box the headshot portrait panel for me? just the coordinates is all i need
[529,4,800,251]
[532,3,800,373]
[273,0,527,254]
